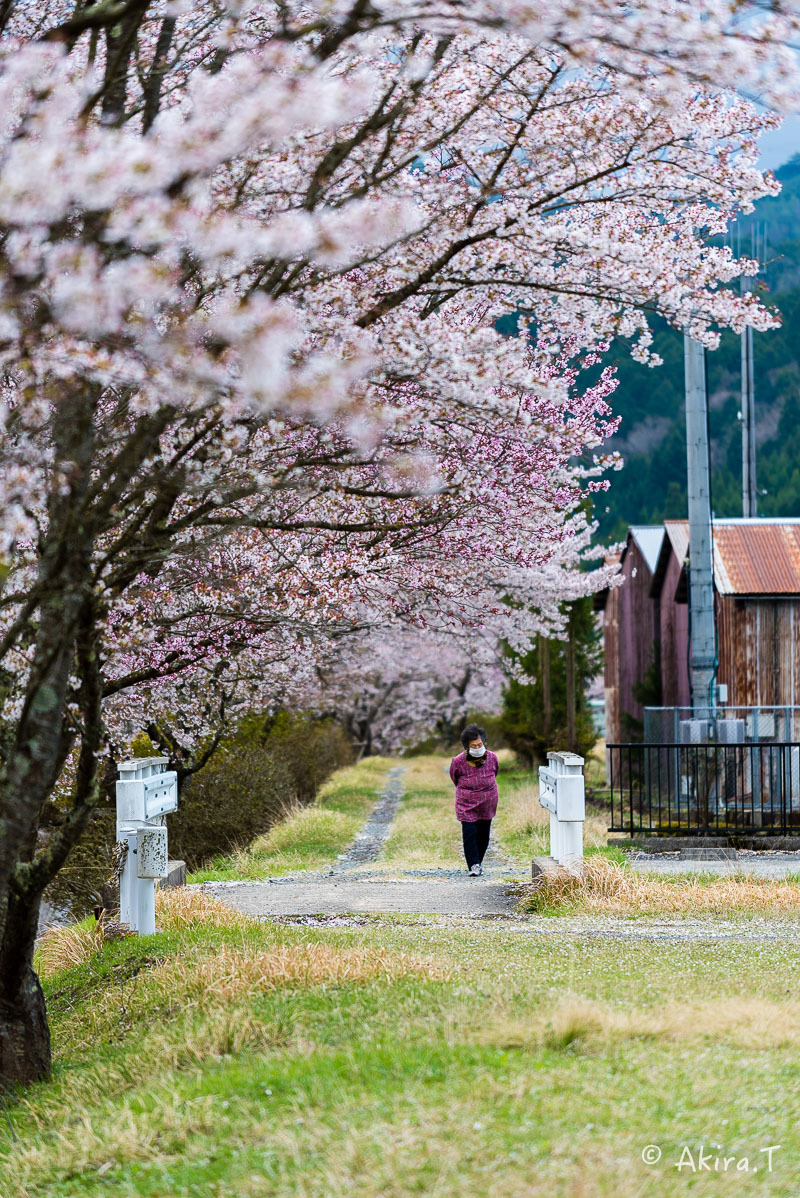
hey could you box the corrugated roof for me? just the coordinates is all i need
[664,519,690,567]
[660,518,800,596]
[713,520,800,595]
[629,526,664,576]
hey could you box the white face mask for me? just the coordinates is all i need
[468,745,486,758]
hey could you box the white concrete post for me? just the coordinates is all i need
[537,751,585,871]
[116,757,177,935]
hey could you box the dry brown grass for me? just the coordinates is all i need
[154,942,454,1005]
[146,1006,288,1069]
[481,993,800,1050]
[154,884,250,929]
[52,940,455,1057]
[519,855,800,915]
[36,920,104,979]
[499,778,608,847]
[35,889,245,980]
[400,754,452,791]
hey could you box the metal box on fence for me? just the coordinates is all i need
[136,825,169,878]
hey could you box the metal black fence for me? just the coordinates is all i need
[608,742,800,835]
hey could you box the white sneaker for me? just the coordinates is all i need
[469,863,482,876]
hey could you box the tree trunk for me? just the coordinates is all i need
[101,4,149,123]
[566,614,577,752]
[142,16,176,132]
[0,887,50,1085]
[0,392,98,1086]
[540,635,552,740]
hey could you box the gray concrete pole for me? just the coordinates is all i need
[741,301,757,517]
[684,334,716,716]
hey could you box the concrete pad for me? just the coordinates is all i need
[531,855,560,880]
[679,847,737,860]
[631,854,800,878]
[204,878,518,917]
[609,836,730,851]
[157,859,187,888]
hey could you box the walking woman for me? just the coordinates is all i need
[449,723,499,876]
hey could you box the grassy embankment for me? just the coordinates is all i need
[189,756,395,881]
[7,884,800,1196]
[9,754,800,1195]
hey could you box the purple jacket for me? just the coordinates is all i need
[449,750,499,822]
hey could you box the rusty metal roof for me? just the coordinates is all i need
[713,519,800,595]
[659,518,800,596]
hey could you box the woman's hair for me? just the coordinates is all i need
[460,723,486,750]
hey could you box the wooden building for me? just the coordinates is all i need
[650,520,690,714]
[600,517,800,743]
[598,526,663,744]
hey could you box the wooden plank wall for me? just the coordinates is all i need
[603,587,620,746]
[607,533,800,740]
[617,538,660,735]
[716,598,800,706]
[659,551,690,709]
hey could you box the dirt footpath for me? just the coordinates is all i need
[200,765,526,918]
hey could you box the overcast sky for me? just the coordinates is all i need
[758,116,800,169]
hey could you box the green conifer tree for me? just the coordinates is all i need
[500,596,602,766]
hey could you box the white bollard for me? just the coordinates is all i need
[116,757,177,935]
[537,751,585,872]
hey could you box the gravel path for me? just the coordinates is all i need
[333,766,406,868]
[197,769,800,936]
[201,766,525,917]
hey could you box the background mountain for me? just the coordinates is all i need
[594,154,800,543]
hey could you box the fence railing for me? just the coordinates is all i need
[608,742,800,835]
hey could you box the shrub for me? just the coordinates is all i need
[169,713,353,870]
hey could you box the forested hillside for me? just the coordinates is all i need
[597,155,800,543]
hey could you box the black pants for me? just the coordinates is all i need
[461,819,491,868]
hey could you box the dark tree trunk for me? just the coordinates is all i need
[142,16,176,132]
[0,0,17,36]
[566,616,577,752]
[540,635,552,740]
[0,887,50,1085]
[0,393,98,1085]
[101,3,149,123]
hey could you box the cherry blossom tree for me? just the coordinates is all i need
[0,0,797,1083]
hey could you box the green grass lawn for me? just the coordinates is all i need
[8,887,800,1196]
[13,752,800,1196]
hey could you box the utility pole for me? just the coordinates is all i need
[739,223,763,517]
[741,280,757,518]
[684,334,716,716]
